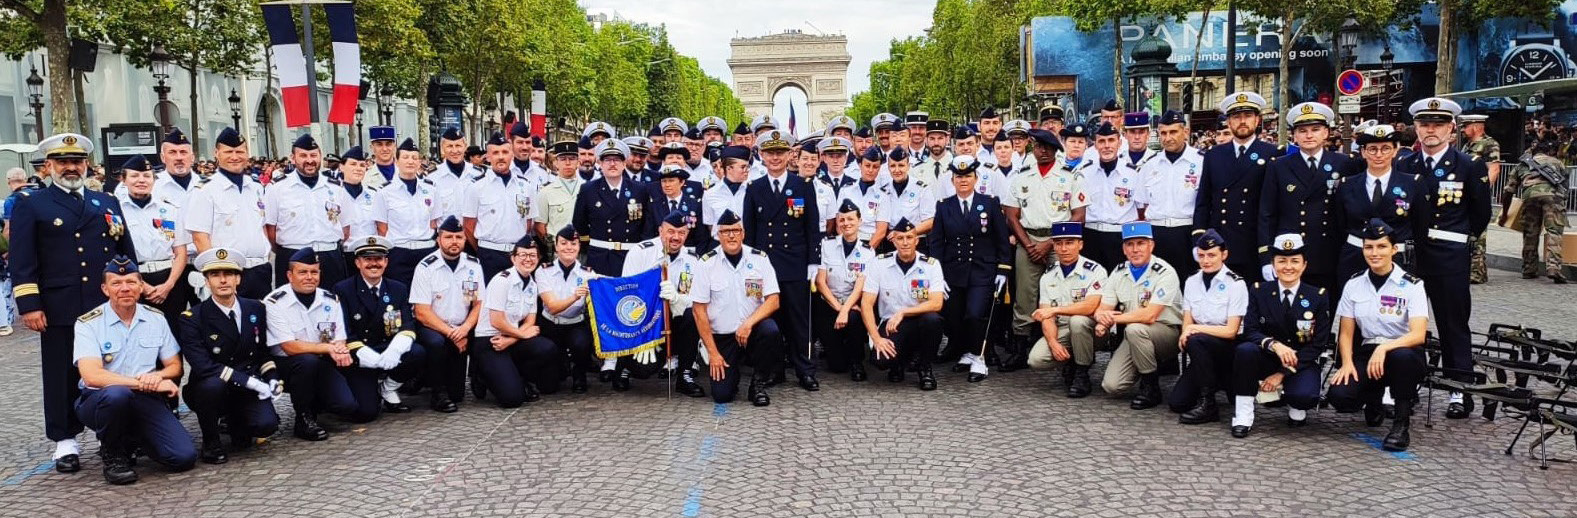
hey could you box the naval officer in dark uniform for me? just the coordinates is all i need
[572,138,656,276]
[928,156,1012,382]
[1401,97,1491,419]
[8,133,137,473]
[742,129,822,391]
[1194,92,1276,278]
[1228,233,1331,438]
[178,247,281,464]
[1259,102,1354,290]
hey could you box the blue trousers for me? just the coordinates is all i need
[415,327,467,402]
[1231,342,1322,410]
[709,318,784,404]
[75,386,196,471]
[277,354,361,420]
[1168,334,1238,412]
[470,335,558,408]
[1326,345,1426,411]
[873,313,944,372]
[183,375,281,442]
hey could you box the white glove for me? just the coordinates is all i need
[244,378,273,400]
[807,265,818,281]
[1261,264,1275,282]
[354,346,383,368]
[268,379,284,397]
[994,275,1007,296]
[635,348,657,365]
[379,332,415,370]
[659,280,678,302]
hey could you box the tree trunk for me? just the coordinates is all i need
[1278,10,1293,147]
[416,65,430,152]
[1186,6,1212,127]
[1113,15,1126,110]
[1436,0,1454,94]
[72,70,88,135]
[40,0,75,134]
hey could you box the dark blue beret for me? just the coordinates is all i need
[838,199,860,214]
[289,247,319,265]
[216,127,245,148]
[121,155,150,171]
[1360,218,1394,241]
[1102,99,1122,112]
[979,106,1000,119]
[162,128,189,146]
[952,126,977,140]
[887,147,910,162]
[1194,228,1226,250]
[486,132,508,147]
[662,209,689,228]
[860,146,886,163]
[1158,110,1187,126]
[556,225,579,240]
[891,218,916,233]
[398,138,418,153]
[716,209,741,226]
[720,145,751,161]
[292,133,318,151]
[437,216,463,233]
[1093,122,1119,137]
[341,146,366,161]
[509,122,530,139]
[441,127,464,141]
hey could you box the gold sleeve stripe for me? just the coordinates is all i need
[13,284,39,297]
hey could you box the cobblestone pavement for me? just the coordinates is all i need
[0,268,1573,517]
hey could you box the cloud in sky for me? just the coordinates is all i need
[580,0,936,102]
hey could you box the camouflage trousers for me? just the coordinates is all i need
[1520,195,1568,279]
[1470,232,1488,283]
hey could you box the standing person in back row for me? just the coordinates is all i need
[185,128,272,298]
[742,130,821,391]
[1194,93,1276,279]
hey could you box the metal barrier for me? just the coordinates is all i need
[1490,162,1577,214]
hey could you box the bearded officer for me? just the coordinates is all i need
[8,133,137,473]
[861,218,947,391]
[929,156,1012,382]
[1229,233,1331,438]
[574,138,656,276]
[465,132,537,279]
[334,235,426,414]
[179,247,280,464]
[1195,92,1276,278]
[1403,97,1490,420]
[372,138,440,286]
[620,211,707,395]
[1138,111,1205,281]
[743,129,822,391]
[73,257,196,485]
[266,134,352,289]
[185,127,271,298]
[410,218,484,412]
[1260,102,1352,290]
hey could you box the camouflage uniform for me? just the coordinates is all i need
[1505,153,1568,281]
[1465,135,1501,283]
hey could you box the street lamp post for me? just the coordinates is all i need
[228,89,242,130]
[1379,47,1396,121]
[1338,17,1360,129]
[25,64,45,142]
[378,86,394,126]
[1128,33,1178,148]
[151,45,174,135]
[355,106,365,147]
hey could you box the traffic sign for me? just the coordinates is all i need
[1337,95,1361,114]
[1336,70,1367,96]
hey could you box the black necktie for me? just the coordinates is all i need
[1282,289,1293,308]
[1424,157,1435,170]
[1371,179,1383,206]
[772,178,781,194]
[69,189,82,201]
[226,310,239,334]
[670,200,679,211]
[1237,145,1245,158]
[1308,157,1318,171]
[962,200,970,214]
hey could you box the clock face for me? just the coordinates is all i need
[1502,46,1569,85]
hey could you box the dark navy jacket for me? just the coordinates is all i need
[1241,281,1331,367]
[332,276,415,351]
[1400,147,1492,275]
[928,193,1012,287]
[1259,150,1357,274]
[572,176,657,244]
[179,297,275,388]
[743,172,821,278]
[6,185,137,321]
[1193,139,1278,266]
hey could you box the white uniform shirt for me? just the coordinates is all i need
[409,251,485,326]
[476,267,538,338]
[184,172,270,261]
[337,182,379,239]
[1004,159,1089,230]
[693,246,779,334]
[263,287,347,355]
[1182,268,1249,327]
[535,260,599,324]
[428,162,481,219]
[1038,256,1108,307]
[1099,257,1183,326]
[968,162,1013,200]
[264,173,352,248]
[372,177,440,247]
[1137,148,1205,224]
[463,170,537,249]
[116,195,189,265]
[622,238,704,313]
[863,253,947,321]
[876,180,936,227]
[1083,160,1145,226]
[849,180,884,240]
[818,236,876,302]
[114,170,199,216]
[533,174,582,238]
[701,181,747,228]
[1338,267,1430,342]
[814,173,860,230]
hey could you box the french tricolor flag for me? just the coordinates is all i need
[324,3,360,125]
[262,4,310,127]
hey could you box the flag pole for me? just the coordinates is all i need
[662,263,672,400]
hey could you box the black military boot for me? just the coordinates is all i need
[611,367,632,392]
[1068,365,1093,398]
[887,364,906,383]
[101,448,138,485]
[1445,393,1473,420]
[998,336,1030,372]
[523,382,542,403]
[429,392,458,413]
[1383,398,1414,452]
[850,362,868,382]
[199,436,228,465]
[677,369,706,397]
[748,377,771,407]
[1364,397,1387,427]
[1178,387,1221,424]
[918,365,938,391]
[1130,372,1162,410]
[571,372,589,394]
[293,412,328,441]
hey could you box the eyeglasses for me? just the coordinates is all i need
[1361,147,1395,155]
[512,252,538,259]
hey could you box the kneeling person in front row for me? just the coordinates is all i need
[536,226,601,394]
[334,236,428,415]
[1027,222,1106,397]
[472,237,558,407]
[410,218,485,412]
[266,249,375,440]
[1228,233,1332,438]
[1169,230,1248,424]
[179,248,281,465]
[816,200,875,382]
[693,210,785,406]
[1093,222,1182,409]
[75,257,197,484]
[860,218,947,391]
[1327,219,1429,452]
[621,210,707,396]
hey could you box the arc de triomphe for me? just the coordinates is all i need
[727,30,851,133]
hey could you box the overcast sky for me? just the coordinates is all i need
[580,0,937,98]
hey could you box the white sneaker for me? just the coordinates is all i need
[0,326,13,336]
[380,378,403,404]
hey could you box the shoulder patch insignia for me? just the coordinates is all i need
[267,290,287,303]
[1150,262,1164,272]
[1225,270,1242,281]
[823,235,838,241]
[1083,261,1097,271]
[639,240,658,249]
[1318,287,1327,295]
[878,252,894,259]
[421,255,440,266]
[1403,273,1423,284]
[321,290,338,301]
[700,250,718,261]
[141,304,163,315]
[495,270,511,279]
[181,310,193,317]
[78,307,103,322]
[749,248,768,257]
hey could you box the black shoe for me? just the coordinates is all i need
[200,441,228,465]
[1364,404,1386,427]
[102,455,137,485]
[429,394,458,413]
[748,381,770,407]
[764,371,786,388]
[294,413,328,441]
[677,370,706,398]
[1179,391,1221,425]
[382,400,414,413]
[1130,373,1162,410]
[951,363,970,373]
[1287,417,1308,428]
[598,370,615,383]
[850,364,868,382]
[1068,366,1092,398]
[1445,396,1473,419]
[1554,276,1570,284]
[470,376,488,400]
[967,372,987,383]
[998,337,1030,373]
[230,435,255,451]
[571,374,589,394]
[54,453,80,473]
[524,383,542,403]
[888,367,905,383]
[1383,400,1414,452]
[1231,425,1251,438]
[918,368,938,391]
[798,375,820,392]
[612,368,632,392]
